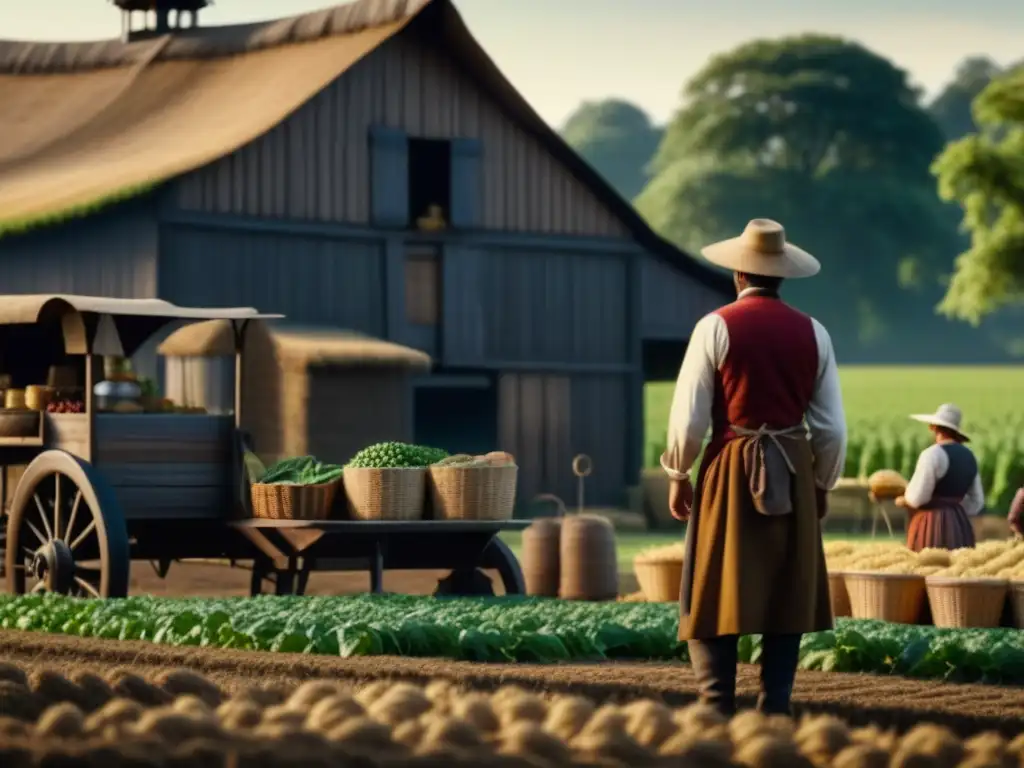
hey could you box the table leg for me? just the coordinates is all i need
[370,541,383,594]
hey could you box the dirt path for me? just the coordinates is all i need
[121,561,642,597]
[2,629,1023,737]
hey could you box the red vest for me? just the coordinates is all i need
[700,293,819,479]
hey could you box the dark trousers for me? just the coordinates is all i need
[687,633,801,717]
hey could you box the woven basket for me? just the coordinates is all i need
[250,480,340,521]
[844,572,926,624]
[0,409,40,438]
[522,517,562,597]
[343,467,426,521]
[428,465,517,521]
[828,571,852,617]
[1009,581,1024,630]
[559,514,618,601]
[926,577,1008,629]
[634,558,683,603]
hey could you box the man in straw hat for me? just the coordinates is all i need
[896,404,983,551]
[662,219,847,716]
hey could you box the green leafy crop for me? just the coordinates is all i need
[345,442,448,469]
[258,456,343,486]
[2,594,1022,684]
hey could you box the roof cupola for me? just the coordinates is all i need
[111,0,211,42]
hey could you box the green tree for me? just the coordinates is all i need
[637,35,982,361]
[561,99,663,201]
[932,65,1024,323]
[929,56,1004,141]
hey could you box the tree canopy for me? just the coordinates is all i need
[928,56,1004,141]
[932,65,1024,323]
[636,35,990,361]
[560,99,663,201]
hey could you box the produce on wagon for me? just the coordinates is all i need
[346,442,449,469]
[2,662,1022,767]
[256,455,345,486]
[2,594,1024,683]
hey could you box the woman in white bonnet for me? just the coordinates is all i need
[896,403,982,551]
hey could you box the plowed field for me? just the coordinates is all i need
[3,628,1023,738]
[3,562,1022,739]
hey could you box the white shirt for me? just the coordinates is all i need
[903,443,985,516]
[660,289,847,490]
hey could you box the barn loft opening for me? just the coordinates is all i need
[408,138,452,229]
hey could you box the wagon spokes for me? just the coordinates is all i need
[73,569,102,599]
[25,519,47,548]
[65,489,83,546]
[5,452,129,599]
[69,519,97,553]
[32,492,54,542]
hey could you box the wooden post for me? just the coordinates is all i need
[84,351,95,464]
[232,320,249,429]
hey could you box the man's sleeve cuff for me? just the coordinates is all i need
[660,453,689,481]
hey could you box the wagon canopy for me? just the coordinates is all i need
[0,294,283,356]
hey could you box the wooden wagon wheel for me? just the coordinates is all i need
[435,536,526,597]
[5,451,130,598]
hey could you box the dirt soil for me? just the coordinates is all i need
[3,562,1023,738]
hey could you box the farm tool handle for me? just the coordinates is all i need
[871,499,896,539]
[572,454,592,514]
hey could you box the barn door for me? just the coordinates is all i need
[498,374,572,509]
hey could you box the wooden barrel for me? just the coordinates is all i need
[559,514,618,601]
[522,518,562,597]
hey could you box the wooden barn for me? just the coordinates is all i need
[0,0,731,507]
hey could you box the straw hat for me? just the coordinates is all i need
[701,219,820,278]
[909,403,969,442]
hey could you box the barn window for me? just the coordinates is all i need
[408,138,452,230]
[405,245,441,325]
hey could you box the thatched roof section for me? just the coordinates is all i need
[0,0,428,73]
[0,0,730,294]
[157,319,431,370]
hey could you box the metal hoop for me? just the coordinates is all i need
[572,454,593,478]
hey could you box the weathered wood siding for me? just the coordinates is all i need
[92,414,234,520]
[0,199,158,298]
[641,255,728,339]
[498,372,628,508]
[170,32,630,238]
[570,375,629,507]
[158,226,386,335]
[411,247,630,367]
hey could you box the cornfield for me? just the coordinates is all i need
[645,366,1024,511]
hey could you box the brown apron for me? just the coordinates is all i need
[733,424,806,517]
[679,426,832,641]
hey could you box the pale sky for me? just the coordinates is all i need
[2,0,1022,128]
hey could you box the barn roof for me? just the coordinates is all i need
[0,0,731,294]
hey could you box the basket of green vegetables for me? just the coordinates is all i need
[343,442,448,521]
[250,456,344,521]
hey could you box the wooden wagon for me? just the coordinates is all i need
[0,295,527,598]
